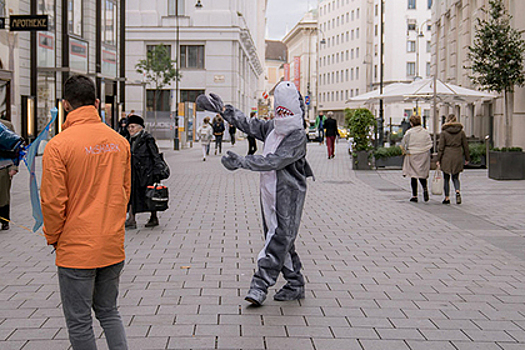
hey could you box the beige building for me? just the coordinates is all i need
[282,10,319,122]
[263,40,287,118]
[432,0,525,147]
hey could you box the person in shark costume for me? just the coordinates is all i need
[197,82,314,306]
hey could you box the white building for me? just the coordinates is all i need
[318,0,432,130]
[263,39,287,118]
[432,0,525,148]
[126,0,266,139]
[282,10,318,122]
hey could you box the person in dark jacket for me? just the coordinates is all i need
[117,113,129,139]
[229,123,237,146]
[247,112,258,155]
[0,118,19,230]
[437,114,470,205]
[212,114,225,155]
[125,115,164,228]
[324,111,338,159]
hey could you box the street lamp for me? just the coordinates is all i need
[174,0,204,150]
[415,20,429,80]
[316,26,327,119]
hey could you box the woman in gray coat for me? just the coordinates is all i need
[437,114,470,205]
[400,115,432,202]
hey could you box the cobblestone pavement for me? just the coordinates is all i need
[1,138,525,350]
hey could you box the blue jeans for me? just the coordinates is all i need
[58,261,128,350]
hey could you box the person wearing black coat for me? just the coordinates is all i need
[125,115,164,229]
[212,114,225,155]
[324,111,338,159]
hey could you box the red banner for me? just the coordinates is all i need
[283,63,290,81]
[293,56,301,91]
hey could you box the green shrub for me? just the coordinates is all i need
[373,146,403,160]
[345,108,376,152]
[468,143,486,164]
[492,147,523,152]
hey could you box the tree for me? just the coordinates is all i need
[467,0,525,147]
[135,44,180,133]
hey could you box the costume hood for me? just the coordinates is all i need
[273,82,305,136]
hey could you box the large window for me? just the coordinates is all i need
[68,0,82,36]
[408,0,416,9]
[147,90,171,112]
[407,40,416,52]
[102,0,117,46]
[407,62,416,76]
[168,0,185,16]
[147,45,172,59]
[181,90,205,104]
[180,45,205,69]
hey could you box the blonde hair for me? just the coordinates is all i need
[446,114,457,123]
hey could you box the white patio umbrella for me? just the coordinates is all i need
[345,82,410,105]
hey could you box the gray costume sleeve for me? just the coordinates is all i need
[240,130,307,172]
[223,105,271,142]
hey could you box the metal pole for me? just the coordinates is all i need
[378,0,384,147]
[174,0,180,150]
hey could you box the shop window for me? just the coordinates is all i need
[68,0,83,36]
[147,90,171,112]
[102,0,117,46]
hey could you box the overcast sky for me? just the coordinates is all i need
[266,0,313,40]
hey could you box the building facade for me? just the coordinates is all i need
[432,0,525,148]
[9,0,126,141]
[318,0,432,129]
[263,39,287,118]
[282,10,318,122]
[125,0,266,138]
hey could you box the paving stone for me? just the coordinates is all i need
[359,339,411,350]
[313,338,361,350]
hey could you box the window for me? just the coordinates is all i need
[336,71,339,83]
[407,23,416,31]
[428,0,432,9]
[147,45,172,59]
[356,89,359,96]
[374,65,378,79]
[346,90,349,100]
[181,89,205,103]
[168,0,185,16]
[375,4,378,16]
[351,49,354,59]
[351,89,354,97]
[345,69,349,81]
[356,48,359,58]
[346,31,349,42]
[356,8,360,19]
[356,67,359,79]
[345,50,349,60]
[351,30,354,40]
[351,10,354,21]
[102,0,117,46]
[407,62,416,76]
[426,41,431,53]
[375,44,378,56]
[147,90,171,111]
[356,28,360,39]
[350,68,354,80]
[375,25,378,36]
[408,0,416,9]
[68,0,83,36]
[346,13,349,23]
[407,40,416,52]
[180,45,205,69]
[426,62,431,76]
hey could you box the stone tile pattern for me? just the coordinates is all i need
[1,139,524,349]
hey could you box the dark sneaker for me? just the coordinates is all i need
[125,219,137,229]
[274,284,305,301]
[410,197,418,203]
[245,289,267,306]
[423,190,429,202]
[145,217,159,227]
[456,192,462,205]
[442,199,451,204]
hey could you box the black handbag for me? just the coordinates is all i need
[157,153,170,180]
[145,184,169,212]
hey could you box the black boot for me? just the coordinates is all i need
[145,214,159,227]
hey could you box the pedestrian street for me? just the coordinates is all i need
[1,139,525,350]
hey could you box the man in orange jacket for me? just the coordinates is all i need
[41,75,131,350]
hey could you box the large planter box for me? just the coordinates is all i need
[374,155,403,169]
[353,150,372,170]
[465,155,487,169]
[488,151,525,180]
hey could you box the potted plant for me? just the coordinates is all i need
[489,147,525,180]
[373,146,404,168]
[346,108,376,170]
[466,143,487,169]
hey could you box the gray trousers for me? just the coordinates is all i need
[58,261,128,350]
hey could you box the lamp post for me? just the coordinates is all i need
[316,26,326,119]
[415,20,429,80]
[362,53,374,92]
[378,0,385,147]
[174,0,204,150]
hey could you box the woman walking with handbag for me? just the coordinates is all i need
[400,115,432,202]
[437,114,470,204]
[125,115,165,229]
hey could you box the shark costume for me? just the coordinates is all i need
[197,82,314,306]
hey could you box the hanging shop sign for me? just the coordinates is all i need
[293,57,301,91]
[9,15,49,31]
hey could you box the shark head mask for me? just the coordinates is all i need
[273,82,305,136]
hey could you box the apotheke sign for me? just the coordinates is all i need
[9,15,48,31]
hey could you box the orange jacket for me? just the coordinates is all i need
[41,106,131,269]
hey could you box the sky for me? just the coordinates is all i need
[266,0,314,40]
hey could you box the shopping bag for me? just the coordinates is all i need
[145,184,169,212]
[431,168,444,195]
